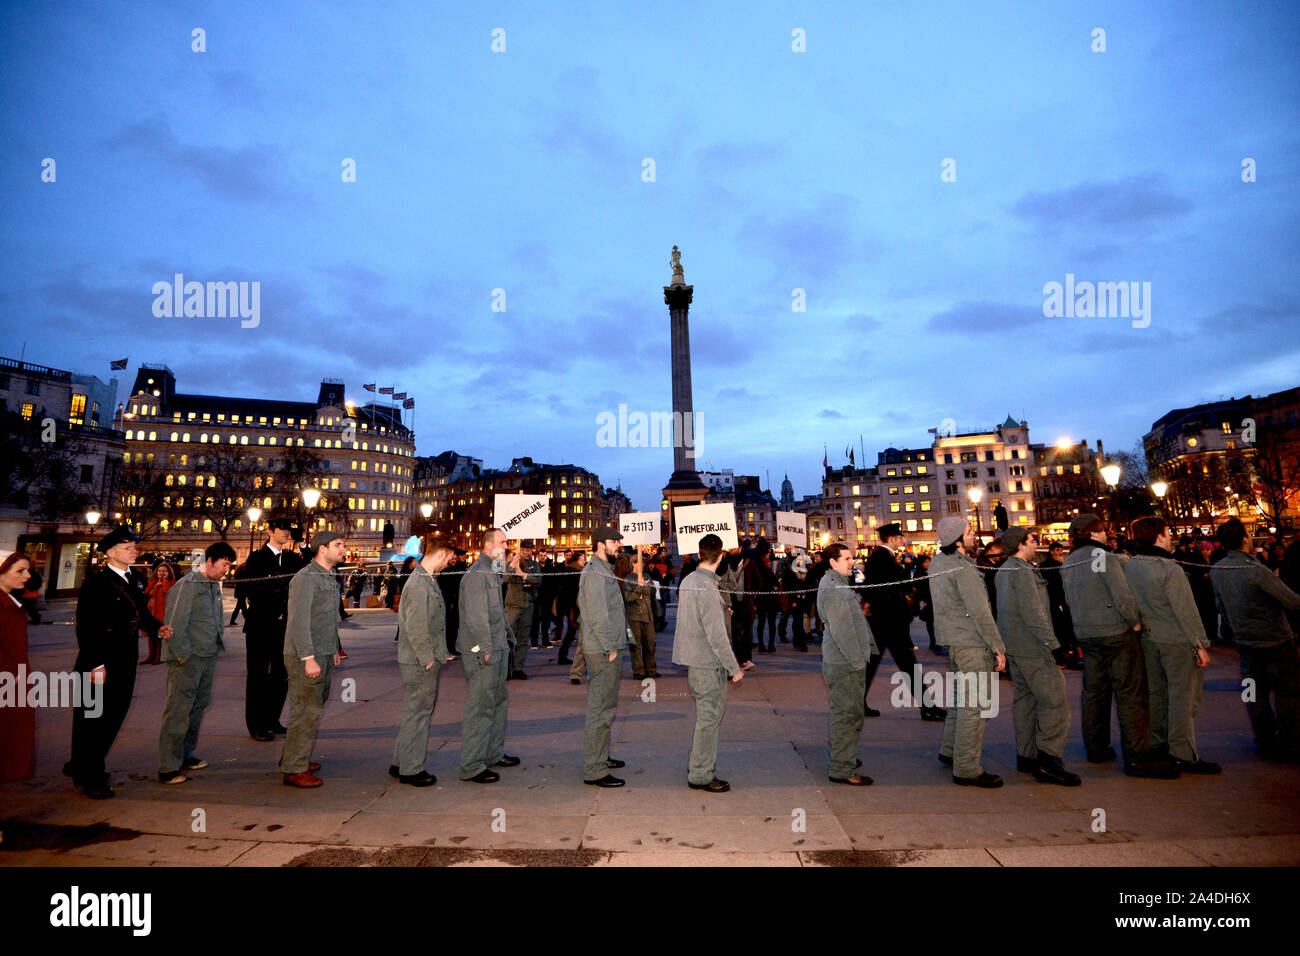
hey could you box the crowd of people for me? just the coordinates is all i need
[1,509,1298,799]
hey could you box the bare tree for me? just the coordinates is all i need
[1250,425,1300,530]
[190,445,262,541]
[117,459,169,539]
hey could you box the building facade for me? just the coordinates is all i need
[931,417,1035,538]
[121,366,415,561]
[1,356,125,595]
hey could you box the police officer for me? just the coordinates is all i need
[388,539,454,786]
[672,534,743,791]
[280,531,346,788]
[931,517,1007,788]
[817,542,877,785]
[239,517,304,742]
[157,541,236,785]
[579,527,632,787]
[504,539,542,680]
[458,528,518,783]
[995,527,1079,786]
[65,526,172,799]
[1126,517,1219,774]
[1061,514,1177,779]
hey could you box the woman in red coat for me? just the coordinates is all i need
[0,550,35,781]
[141,560,174,664]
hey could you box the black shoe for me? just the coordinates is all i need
[341,612,352,619]
[1125,760,1180,780]
[510,670,528,680]
[688,778,730,792]
[1174,757,1222,775]
[829,774,873,786]
[938,753,954,767]
[158,770,188,785]
[1033,756,1082,786]
[648,671,660,678]
[250,730,274,742]
[464,769,500,784]
[855,758,863,768]
[1017,755,1040,773]
[180,757,208,770]
[388,764,400,778]
[863,706,881,718]
[606,758,626,769]
[584,774,625,788]
[400,770,437,787]
[1086,746,1117,763]
[62,761,75,778]
[953,772,1002,788]
[570,678,581,685]
[794,644,807,652]
[271,723,288,734]
[493,755,521,767]
[556,656,573,666]
[632,673,646,680]
[83,783,116,799]
[920,707,947,722]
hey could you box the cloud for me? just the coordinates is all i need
[927,301,1044,334]
[1009,175,1193,233]
[817,408,845,419]
[737,194,872,283]
[103,118,294,202]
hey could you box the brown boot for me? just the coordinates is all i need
[282,770,323,788]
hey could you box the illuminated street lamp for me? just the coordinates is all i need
[419,502,433,520]
[1150,481,1168,519]
[1100,461,1121,526]
[968,486,983,537]
[301,487,321,546]
[85,509,102,528]
[247,506,262,557]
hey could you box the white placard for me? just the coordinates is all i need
[673,502,739,553]
[494,494,550,540]
[775,511,808,549]
[618,511,661,547]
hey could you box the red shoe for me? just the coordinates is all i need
[283,771,323,788]
[338,650,349,660]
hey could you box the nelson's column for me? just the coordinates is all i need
[660,245,708,553]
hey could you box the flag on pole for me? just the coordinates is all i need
[378,386,394,395]
[393,391,407,400]
[849,448,855,465]
[110,358,129,370]
[363,383,376,392]
[402,397,415,409]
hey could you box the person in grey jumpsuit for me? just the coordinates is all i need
[671,534,744,791]
[388,540,455,786]
[578,527,632,787]
[816,542,877,785]
[157,542,236,784]
[930,517,1007,788]
[504,540,541,679]
[1126,516,1219,774]
[994,527,1080,786]
[458,529,519,783]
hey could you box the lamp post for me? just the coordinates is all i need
[1150,481,1167,521]
[247,506,262,559]
[1100,461,1121,529]
[85,509,102,529]
[301,487,321,547]
[968,486,983,539]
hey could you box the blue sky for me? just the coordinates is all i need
[3,1,1297,510]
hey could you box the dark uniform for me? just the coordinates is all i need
[861,540,941,720]
[240,539,304,738]
[67,560,164,792]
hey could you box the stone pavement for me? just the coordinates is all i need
[3,598,1298,867]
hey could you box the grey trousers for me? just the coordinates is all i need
[393,662,441,776]
[583,651,621,779]
[822,659,866,779]
[281,655,333,774]
[687,666,728,784]
[459,650,509,778]
[940,645,994,779]
[570,640,587,681]
[1238,641,1300,756]
[158,655,218,773]
[507,603,533,672]
[1008,650,1069,760]
[628,618,657,676]
[1143,640,1203,762]
[1080,631,1150,762]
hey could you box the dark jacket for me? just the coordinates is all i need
[1210,549,1300,648]
[239,545,304,632]
[862,545,913,634]
[75,565,163,668]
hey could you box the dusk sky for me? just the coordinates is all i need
[3,1,1297,511]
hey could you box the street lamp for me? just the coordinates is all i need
[419,502,433,520]
[1100,461,1121,527]
[301,487,321,546]
[1150,481,1167,520]
[247,506,262,558]
[85,509,102,528]
[968,486,983,537]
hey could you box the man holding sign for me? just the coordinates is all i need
[579,527,632,787]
